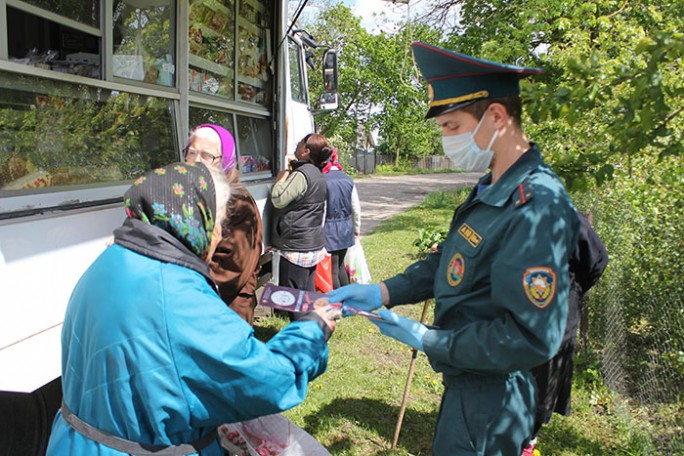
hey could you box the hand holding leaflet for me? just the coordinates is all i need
[325,283,382,317]
[259,284,382,321]
[371,309,428,351]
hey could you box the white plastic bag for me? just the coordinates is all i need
[219,413,330,456]
[344,238,372,284]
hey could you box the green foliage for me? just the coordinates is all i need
[373,163,455,176]
[412,227,447,259]
[416,189,467,209]
[435,0,684,190]
[582,154,684,400]
[301,4,443,165]
[412,189,466,258]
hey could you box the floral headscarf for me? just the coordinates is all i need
[123,163,217,260]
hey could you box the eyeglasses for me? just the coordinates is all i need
[184,148,222,165]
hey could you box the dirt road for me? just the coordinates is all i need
[354,173,481,235]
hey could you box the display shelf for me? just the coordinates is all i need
[193,22,218,38]
[189,54,233,77]
[196,0,232,19]
[190,0,234,37]
[236,16,259,35]
[237,74,263,88]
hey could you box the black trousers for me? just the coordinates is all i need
[278,256,316,321]
[329,248,349,289]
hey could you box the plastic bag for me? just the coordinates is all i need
[219,413,330,456]
[315,253,333,293]
[344,238,371,284]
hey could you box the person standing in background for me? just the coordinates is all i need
[185,124,263,325]
[323,148,361,289]
[270,134,332,299]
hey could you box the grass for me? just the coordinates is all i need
[349,164,464,179]
[253,189,679,455]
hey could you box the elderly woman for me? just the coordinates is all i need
[185,124,263,326]
[46,162,338,455]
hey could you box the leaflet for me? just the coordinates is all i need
[259,284,382,320]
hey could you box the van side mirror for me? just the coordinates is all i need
[319,49,339,111]
[318,92,339,110]
[322,49,338,93]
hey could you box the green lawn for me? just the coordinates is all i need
[254,190,672,455]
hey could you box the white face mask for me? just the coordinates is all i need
[441,112,498,173]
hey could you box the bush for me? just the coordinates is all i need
[575,154,684,410]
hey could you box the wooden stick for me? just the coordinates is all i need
[391,299,431,449]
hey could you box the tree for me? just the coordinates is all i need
[300,3,443,166]
[420,0,683,190]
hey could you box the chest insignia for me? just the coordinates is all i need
[447,252,465,287]
[522,267,557,308]
[457,223,482,248]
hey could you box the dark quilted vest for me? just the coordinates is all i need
[271,163,327,251]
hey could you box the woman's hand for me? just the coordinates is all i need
[313,305,342,332]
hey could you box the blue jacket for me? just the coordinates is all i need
[324,170,355,252]
[47,221,329,455]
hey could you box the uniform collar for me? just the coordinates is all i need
[475,143,543,207]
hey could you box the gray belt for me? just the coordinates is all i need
[61,401,217,455]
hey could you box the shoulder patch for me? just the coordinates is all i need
[522,267,557,308]
[513,179,534,208]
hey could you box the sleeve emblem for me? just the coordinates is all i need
[522,267,557,308]
[447,252,465,286]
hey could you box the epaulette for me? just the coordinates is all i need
[513,178,533,208]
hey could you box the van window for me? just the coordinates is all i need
[0,71,177,196]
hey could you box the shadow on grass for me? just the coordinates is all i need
[303,397,438,455]
[252,317,284,342]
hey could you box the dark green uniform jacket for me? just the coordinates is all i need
[384,144,579,454]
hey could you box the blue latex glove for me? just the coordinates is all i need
[371,309,428,351]
[326,284,382,316]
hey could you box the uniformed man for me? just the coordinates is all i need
[327,42,580,455]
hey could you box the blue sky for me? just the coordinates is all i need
[317,0,414,34]
[291,1,448,35]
